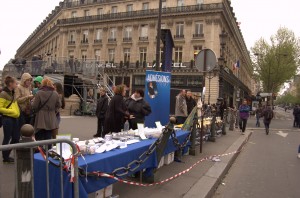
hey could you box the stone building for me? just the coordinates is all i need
[15,0,252,108]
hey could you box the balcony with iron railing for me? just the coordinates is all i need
[81,39,89,45]
[123,37,132,42]
[57,3,223,25]
[174,35,185,39]
[94,39,102,43]
[193,33,204,38]
[139,37,148,41]
[68,40,76,45]
[108,38,117,43]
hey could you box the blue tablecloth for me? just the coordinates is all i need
[34,130,190,198]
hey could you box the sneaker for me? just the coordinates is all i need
[3,157,14,164]
[266,128,269,135]
[298,153,300,159]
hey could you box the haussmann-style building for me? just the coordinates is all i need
[13,0,253,110]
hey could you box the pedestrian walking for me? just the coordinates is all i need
[255,106,262,127]
[15,73,34,127]
[125,89,152,130]
[175,90,188,124]
[103,85,134,135]
[186,91,196,115]
[0,76,20,163]
[52,82,66,139]
[94,87,109,137]
[293,105,298,127]
[239,99,250,135]
[296,105,300,128]
[32,79,61,143]
[261,104,274,135]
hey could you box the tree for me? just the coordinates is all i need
[252,27,300,93]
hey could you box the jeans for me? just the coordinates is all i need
[239,118,248,132]
[2,116,20,160]
[176,116,187,125]
[97,118,105,137]
[35,130,53,149]
[256,115,260,127]
[264,122,270,129]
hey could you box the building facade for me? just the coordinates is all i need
[15,0,252,107]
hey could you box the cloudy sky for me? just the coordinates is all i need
[0,0,299,69]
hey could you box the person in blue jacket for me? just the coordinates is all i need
[239,99,250,135]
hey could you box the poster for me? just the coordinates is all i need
[145,70,171,128]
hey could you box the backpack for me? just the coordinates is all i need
[265,110,273,120]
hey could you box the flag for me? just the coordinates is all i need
[233,60,240,70]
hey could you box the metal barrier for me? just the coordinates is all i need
[0,139,79,198]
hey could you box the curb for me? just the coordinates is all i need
[183,131,253,198]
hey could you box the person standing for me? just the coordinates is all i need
[32,79,61,142]
[186,91,196,115]
[125,89,152,130]
[103,85,133,135]
[15,73,34,127]
[0,76,20,163]
[94,87,109,137]
[239,99,250,135]
[261,104,274,135]
[52,82,66,139]
[255,106,262,127]
[32,76,43,95]
[175,90,188,124]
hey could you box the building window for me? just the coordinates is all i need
[139,48,147,64]
[177,0,184,7]
[68,50,74,58]
[175,22,184,38]
[196,0,204,5]
[95,29,102,42]
[194,46,203,57]
[111,6,118,14]
[142,2,149,10]
[174,47,183,63]
[82,30,88,43]
[69,31,76,43]
[109,28,117,42]
[124,26,132,41]
[84,10,90,17]
[162,0,167,9]
[71,11,77,18]
[81,50,87,61]
[124,48,131,63]
[140,25,148,39]
[171,76,185,86]
[126,4,133,12]
[95,50,101,61]
[108,49,115,63]
[97,8,103,15]
[187,76,202,86]
[194,22,204,37]
[161,23,166,29]
[134,76,146,86]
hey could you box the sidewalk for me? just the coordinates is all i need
[106,129,251,198]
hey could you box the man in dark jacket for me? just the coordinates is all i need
[94,87,109,137]
[186,91,196,115]
[261,104,274,135]
[125,90,151,130]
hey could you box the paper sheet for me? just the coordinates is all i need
[137,124,147,140]
[56,134,72,159]
[155,121,163,131]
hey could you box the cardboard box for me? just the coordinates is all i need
[95,185,113,198]
[158,156,165,168]
[164,152,175,165]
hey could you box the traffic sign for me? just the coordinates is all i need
[195,49,217,72]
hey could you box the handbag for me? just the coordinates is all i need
[30,91,54,126]
[0,99,14,128]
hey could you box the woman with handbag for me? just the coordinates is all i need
[15,73,34,127]
[0,76,20,163]
[32,79,61,142]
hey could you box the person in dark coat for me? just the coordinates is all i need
[103,85,133,135]
[94,87,109,137]
[125,89,151,130]
[186,91,196,115]
[293,105,298,127]
[260,104,274,135]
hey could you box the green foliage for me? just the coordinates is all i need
[252,27,300,93]
[275,93,300,105]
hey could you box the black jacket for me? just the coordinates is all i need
[104,94,129,133]
[125,97,151,120]
[96,95,108,119]
[186,97,196,115]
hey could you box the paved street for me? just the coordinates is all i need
[214,109,300,198]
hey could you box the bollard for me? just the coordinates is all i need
[16,124,35,198]
[189,112,198,156]
[209,108,216,142]
[222,109,227,135]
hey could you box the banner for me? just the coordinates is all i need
[145,70,171,127]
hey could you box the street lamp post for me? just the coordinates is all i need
[155,0,163,71]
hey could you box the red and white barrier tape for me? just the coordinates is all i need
[98,150,239,187]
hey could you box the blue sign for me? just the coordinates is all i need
[145,70,171,127]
